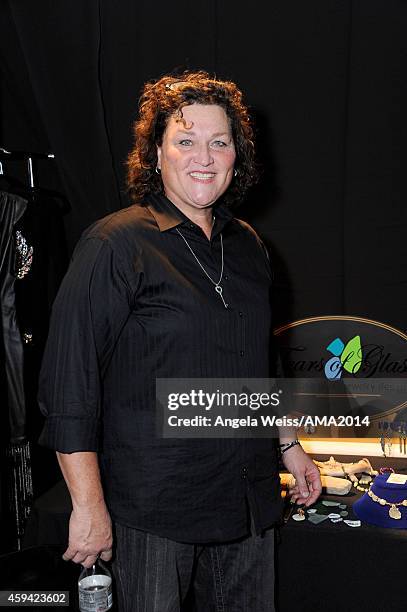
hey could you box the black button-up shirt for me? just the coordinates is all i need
[39,193,282,543]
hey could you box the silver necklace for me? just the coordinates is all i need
[175,227,228,308]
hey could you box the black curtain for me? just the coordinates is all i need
[1,0,406,330]
[2,1,405,331]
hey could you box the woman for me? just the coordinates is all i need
[39,71,321,611]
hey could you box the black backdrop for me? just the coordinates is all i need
[0,0,406,566]
[1,0,406,330]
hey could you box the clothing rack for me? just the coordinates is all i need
[1,146,55,550]
[0,147,55,188]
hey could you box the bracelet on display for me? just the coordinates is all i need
[279,439,301,454]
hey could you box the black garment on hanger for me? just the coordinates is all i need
[0,163,69,549]
[0,190,27,442]
[13,190,68,444]
[1,185,68,504]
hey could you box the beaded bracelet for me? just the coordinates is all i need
[279,439,301,454]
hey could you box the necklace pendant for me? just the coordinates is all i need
[215,285,228,309]
[389,504,402,520]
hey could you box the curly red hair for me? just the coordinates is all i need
[126,71,258,206]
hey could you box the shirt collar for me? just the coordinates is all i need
[145,192,235,234]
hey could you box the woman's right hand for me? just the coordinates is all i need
[62,500,113,568]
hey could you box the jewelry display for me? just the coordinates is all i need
[176,226,228,308]
[340,468,373,493]
[353,473,407,528]
[289,498,359,526]
[398,422,407,454]
[320,457,379,493]
[379,421,392,457]
[286,456,407,530]
[367,488,407,520]
[378,420,406,456]
[292,508,305,522]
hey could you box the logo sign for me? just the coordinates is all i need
[325,335,363,380]
[274,316,407,424]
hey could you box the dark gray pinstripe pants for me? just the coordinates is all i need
[112,522,275,612]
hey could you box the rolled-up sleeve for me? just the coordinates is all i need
[38,235,135,453]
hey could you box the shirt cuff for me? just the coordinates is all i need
[38,415,100,453]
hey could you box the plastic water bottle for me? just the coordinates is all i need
[78,559,113,612]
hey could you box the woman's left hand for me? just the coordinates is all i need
[281,445,322,506]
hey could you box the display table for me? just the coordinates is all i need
[277,454,407,612]
[21,455,407,612]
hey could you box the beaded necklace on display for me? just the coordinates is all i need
[352,474,372,492]
[340,466,372,492]
[367,487,407,520]
[348,466,396,493]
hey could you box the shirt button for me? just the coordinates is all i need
[238,311,243,317]
[223,275,228,281]
[240,350,245,357]
[241,466,248,479]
